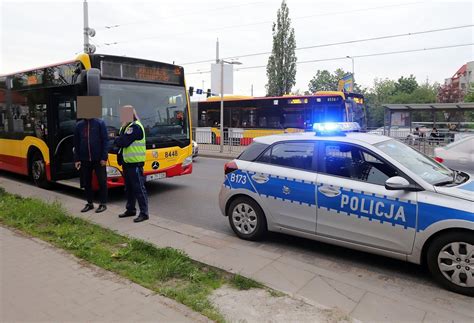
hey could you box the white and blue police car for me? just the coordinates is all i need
[219,122,474,296]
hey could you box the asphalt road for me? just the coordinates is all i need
[1,157,433,289]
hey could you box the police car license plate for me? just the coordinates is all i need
[146,173,166,181]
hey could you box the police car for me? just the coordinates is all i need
[218,122,474,296]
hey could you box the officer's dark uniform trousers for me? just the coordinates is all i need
[123,165,148,216]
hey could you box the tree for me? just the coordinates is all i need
[308,70,338,92]
[463,84,474,102]
[308,68,362,93]
[364,78,396,127]
[394,75,418,94]
[364,77,440,128]
[437,83,466,103]
[266,0,297,96]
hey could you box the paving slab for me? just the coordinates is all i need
[200,245,275,276]
[0,226,208,323]
[181,241,219,260]
[253,260,317,294]
[297,275,366,313]
[351,292,426,322]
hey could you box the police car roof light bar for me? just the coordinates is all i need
[312,122,361,136]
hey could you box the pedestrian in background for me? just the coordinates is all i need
[115,106,149,223]
[74,117,109,213]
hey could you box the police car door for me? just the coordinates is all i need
[315,141,417,254]
[250,141,318,233]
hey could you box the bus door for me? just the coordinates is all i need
[51,92,77,179]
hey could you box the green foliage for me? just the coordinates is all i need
[308,68,362,93]
[230,274,263,290]
[308,70,338,92]
[0,191,272,323]
[363,77,438,128]
[464,84,474,102]
[394,75,418,94]
[266,0,297,96]
[388,83,438,104]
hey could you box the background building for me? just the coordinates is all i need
[438,61,474,103]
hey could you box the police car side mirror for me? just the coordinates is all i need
[385,176,412,191]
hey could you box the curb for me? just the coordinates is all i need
[197,153,238,160]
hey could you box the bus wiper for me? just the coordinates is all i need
[158,135,186,145]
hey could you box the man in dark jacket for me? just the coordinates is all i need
[114,106,149,223]
[74,118,109,213]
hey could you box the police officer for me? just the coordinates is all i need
[115,106,149,223]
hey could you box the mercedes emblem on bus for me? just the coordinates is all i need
[151,161,159,170]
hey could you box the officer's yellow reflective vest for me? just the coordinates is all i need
[120,121,146,163]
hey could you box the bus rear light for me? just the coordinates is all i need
[224,161,238,175]
[434,157,444,163]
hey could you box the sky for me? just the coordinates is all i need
[1,0,473,99]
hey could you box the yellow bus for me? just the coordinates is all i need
[195,91,366,145]
[0,53,193,188]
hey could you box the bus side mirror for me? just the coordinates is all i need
[86,68,101,96]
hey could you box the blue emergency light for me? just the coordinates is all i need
[312,122,361,136]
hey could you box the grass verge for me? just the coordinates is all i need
[0,187,271,322]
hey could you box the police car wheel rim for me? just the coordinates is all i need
[232,203,257,235]
[437,242,474,288]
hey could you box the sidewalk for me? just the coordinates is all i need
[0,226,208,322]
[1,176,474,323]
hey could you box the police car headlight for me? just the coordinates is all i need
[106,166,122,178]
[182,156,193,167]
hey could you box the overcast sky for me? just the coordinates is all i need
[1,0,473,98]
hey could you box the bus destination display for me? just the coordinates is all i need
[101,61,182,85]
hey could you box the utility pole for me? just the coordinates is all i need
[220,59,224,152]
[216,38,219,63]
[83,0,96,54]
[251,84,254,96]
[218,59,242,153]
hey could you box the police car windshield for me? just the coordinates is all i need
[375,139,453,185]
[100,81,189,147]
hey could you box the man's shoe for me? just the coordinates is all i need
[119,210,136,218]
[81,204,94,213]
[133,214,149,223]
[95,204,107,213]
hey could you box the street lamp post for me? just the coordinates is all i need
[219,59,242,153]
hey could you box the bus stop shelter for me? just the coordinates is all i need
[383,103,474,133]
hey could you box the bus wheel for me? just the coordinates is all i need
[30,151,51,189]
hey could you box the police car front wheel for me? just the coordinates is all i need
[427,231,474,297]
[228,197,267,241]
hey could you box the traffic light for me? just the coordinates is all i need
[206,89,212,98]
[188,86,194,96]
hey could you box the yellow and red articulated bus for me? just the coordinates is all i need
[0,53,193,189]
[194,91,366,145]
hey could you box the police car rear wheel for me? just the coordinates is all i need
[228,197,267,241]
[427,232,474,296]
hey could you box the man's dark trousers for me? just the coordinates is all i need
[82,161,107,205]
[123,165,148,216]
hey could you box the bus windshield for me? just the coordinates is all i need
[101,80,189,148]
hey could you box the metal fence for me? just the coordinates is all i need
[193,127,473,157]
